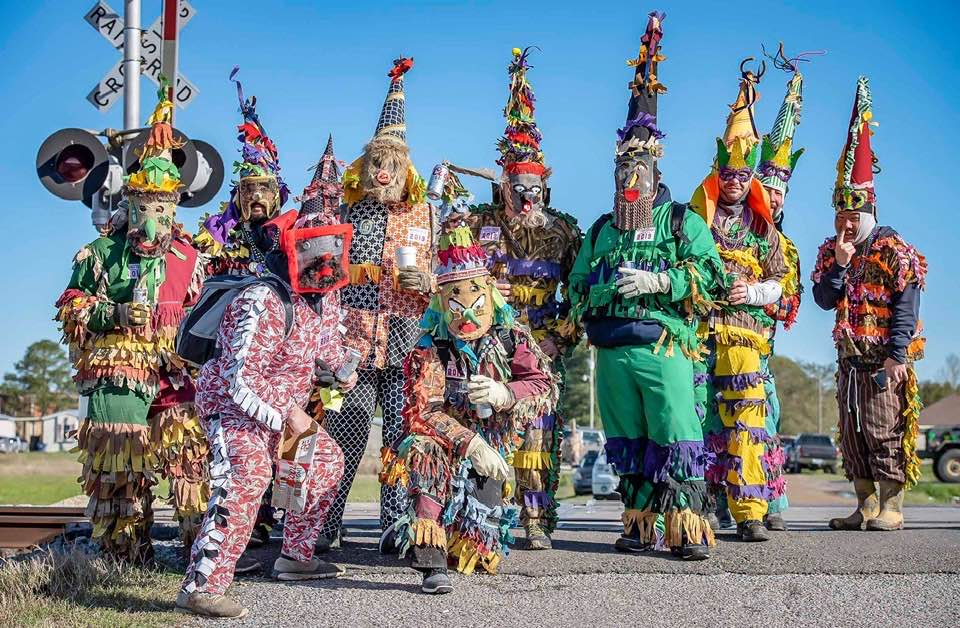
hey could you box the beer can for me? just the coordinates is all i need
[132,285,148,305]
[335,347,363,382]
[426,163,449,200]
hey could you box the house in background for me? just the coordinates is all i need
[1,410,79,452]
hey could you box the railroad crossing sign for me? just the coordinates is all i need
[83,1,198,112]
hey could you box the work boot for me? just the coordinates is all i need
[234,553,262,575]
[176,590,248,619]
[705,511,721,532]
[315,528,343,554]
[828,478,879,531]
[670,533,710,561]
[421,568,454,594]
[866,480,905,531]
[737,520,770,542]
[272,555,345,581]
[764,513,788,532]
[524,523,552,550]
[614,535,653,553]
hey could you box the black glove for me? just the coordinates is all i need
[314,358,337,388]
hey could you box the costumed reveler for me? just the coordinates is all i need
[195,67,291,278]
[812,76,926,533]
[178,196,356,620]
[380,190,559,593]
[754,44,811,532]
[689,57,787,542]
[466,47,583,550]
[317,57,436,552]
[568,12,722,559]
[194,69,294,553]
[55,82,206,562]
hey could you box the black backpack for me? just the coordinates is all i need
[176,274,294,368]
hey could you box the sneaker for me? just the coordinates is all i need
[718,508,735,530]
[613,535,653,553]
[524,524,552,550]
[378,522,400,555]
[315,528,342,554]
[670,543,710,560]
[272,555,345,581]
[421,568,454,594]
[234,554,263,575]
[737,520,771,542]
[764,513,788,532]
[175,590,248,619]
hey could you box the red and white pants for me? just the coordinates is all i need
[181,411,344,595]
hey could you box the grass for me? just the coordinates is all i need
[793,466,960,505]
[0,548,182,627]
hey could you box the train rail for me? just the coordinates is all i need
[0,506,88,549]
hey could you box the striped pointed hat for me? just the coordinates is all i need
[374,57,414,145]
[498,47,548,177]
[833,76,878,215]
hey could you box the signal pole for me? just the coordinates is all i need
[122,0,141,132]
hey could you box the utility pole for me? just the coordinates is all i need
[121,0,141,132]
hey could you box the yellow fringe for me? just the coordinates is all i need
[903,369,922,489]
[379,447,409,487]
[703,323,771,355]
[448,533,501,576]
[719,248,763,281]
[778,232,801,299]
[664,509,716,548]
[512,285,553,306]
[512,450,552,470]
[349,263,382,285]
[622,508,660,544]
[411,518,447,549]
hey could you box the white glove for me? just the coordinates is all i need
[467,375,515,411]
[615,267,671,298]
[465,435,511,481]
[744,280,784,307]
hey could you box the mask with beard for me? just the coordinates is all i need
[440,274,495,341]
[613,150,657,230]
[360,138,410,205]
[126,190,177,258]
[501,171,548,228]
[238,175,281,223]
[283,222,353,294]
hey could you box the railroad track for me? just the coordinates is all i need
[0,506,88,549]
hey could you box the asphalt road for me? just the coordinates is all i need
[187,502,960,627]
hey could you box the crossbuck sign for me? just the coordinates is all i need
[84,1,198,112]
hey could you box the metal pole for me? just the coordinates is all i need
[817,377,823,433]
[588,346,596,429]
[161,0,179,125]
[122,0,141,131]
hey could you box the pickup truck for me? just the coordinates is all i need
[788,433,840,474]
[921,427,960,483]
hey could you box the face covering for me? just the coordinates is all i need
[853,211,877,245]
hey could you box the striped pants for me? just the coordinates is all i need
[836,361,912,483]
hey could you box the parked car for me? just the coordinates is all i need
[780,435,797,462]
[591,448,620,499]
[0,436,27,453]
[572,450,599,495]
[921,426,960,483]
[788,433,839,474]
[580,429,606,453]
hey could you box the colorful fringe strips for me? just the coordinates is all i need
[903,369,922,489]
[623,508,661,545]
[664,509,715,548]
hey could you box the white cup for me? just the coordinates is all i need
[396,246,417,268]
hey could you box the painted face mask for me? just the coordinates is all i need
[238,175,280,223]
[440,275,495,341]
[503,171,548,227]
[613,151,657,230]
[360,139,410,205]
[127,191,177,258]
[281,222,353,294]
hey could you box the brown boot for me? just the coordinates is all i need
[866,480,905,531]
[828,478,879,530]
[176,590,249,619]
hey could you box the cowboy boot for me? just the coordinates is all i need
[828,478,879,531]
[866,480,905,531]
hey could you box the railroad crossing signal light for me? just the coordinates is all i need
[179,139,225,208]
[36,129,110,201]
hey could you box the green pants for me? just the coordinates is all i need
[596,344,712,547]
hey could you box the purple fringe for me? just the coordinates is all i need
[488,254,562,280]
[693,372,710,387]
[695,403,706,421]
[726,483,770,501]
[523,491,553,510]
[718,397,767,414]
[605,438,711,482]
[528,414,556,430]
[712,372,764,391]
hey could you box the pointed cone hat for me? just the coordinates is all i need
[759,68,804,193]
[498,46,547,176]
[617,11,667,157]
[373,57,414,145]
[299,134,343,222]
[834,76,877,213]
[716,58,764,171]
[125,77,183,197]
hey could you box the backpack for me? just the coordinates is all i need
[176,274,294,368]
[589,201,690,249]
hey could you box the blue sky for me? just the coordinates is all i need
[0,0,956,380]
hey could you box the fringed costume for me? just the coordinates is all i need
[569,13,722,557]
[467,47,583,545]
[813,77,926,532]
[56,83,206,562]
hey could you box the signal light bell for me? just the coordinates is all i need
[36,129,109,201]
